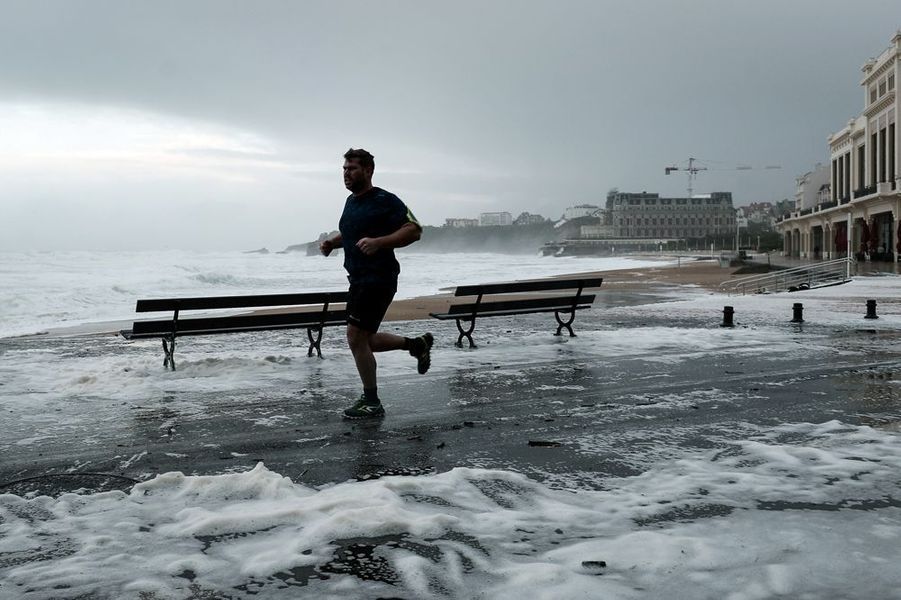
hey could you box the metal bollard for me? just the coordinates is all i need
[791,303,804,323]
[721,306,734,327]
[865,299,878,319]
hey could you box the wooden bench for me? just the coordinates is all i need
[429,277,603,348]
[120,292,349,370]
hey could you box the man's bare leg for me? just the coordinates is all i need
[346,324,379,390]
[343,324,434,419]
[370,332,406,353]
[347,329,410,387]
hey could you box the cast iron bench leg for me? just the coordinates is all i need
[455,318,476,348]
[307,326,324,358]
[162,336,177,371]
[554,310,576,337]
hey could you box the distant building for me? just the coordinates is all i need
[563,204,600,220]
[794,164,830,212]
[605,191,735,239]
[738,202,777,229]
[444,218,479,228]
[479,212,513,227]
[774,199,795,218]
[816,182,831,205]
[513,212,547,225]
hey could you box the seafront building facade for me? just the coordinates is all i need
[602,191,736,240]
[545,191,737,255]
[778,32,901,262]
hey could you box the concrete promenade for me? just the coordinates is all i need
[2,266,899,496]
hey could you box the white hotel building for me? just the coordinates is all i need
[778,32,900,262]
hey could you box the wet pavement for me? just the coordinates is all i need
[3,303,900,498]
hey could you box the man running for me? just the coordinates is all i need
[320,148,433,419]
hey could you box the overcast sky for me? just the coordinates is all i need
[1,1,898,251]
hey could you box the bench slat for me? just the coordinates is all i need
[129,310,347,338]
[431,303,592,320]
[135,292,350,313]
[440,294,596,317]
[454,277,603,297]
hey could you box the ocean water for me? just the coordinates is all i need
[0,250,668,338]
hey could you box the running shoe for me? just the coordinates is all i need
[410,332,434,375]
[342,395,385,420]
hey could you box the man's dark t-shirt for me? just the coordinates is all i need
[339,187,420,285]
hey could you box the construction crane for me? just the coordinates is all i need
[665,157,781,198]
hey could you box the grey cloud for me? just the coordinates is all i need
[0,0,898,249]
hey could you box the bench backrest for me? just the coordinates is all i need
[130,310,348,337]
[454,277,603,297]
[135,291,350,313]
[445,294,597,316]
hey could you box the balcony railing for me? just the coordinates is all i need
[853,185,876,198]
[839,195,851,205]
[816,201,837,211]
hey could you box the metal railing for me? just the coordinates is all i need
[854,186,873,198]
[720,257,855,295]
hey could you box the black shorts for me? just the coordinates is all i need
[346,282,396,333]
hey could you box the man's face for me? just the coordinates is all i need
[343,159,372,193]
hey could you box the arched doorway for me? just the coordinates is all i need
[833,221,848,256]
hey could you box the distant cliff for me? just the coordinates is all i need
[281,223,557,255]
[281,231,339,255]
[280,241,320,255]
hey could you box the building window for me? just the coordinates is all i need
[890,123,896,183]
[858,144,866,189]
[890,73,895,91]
[871,133,878,186]
[870,85,877,103]
[879,78,887,96]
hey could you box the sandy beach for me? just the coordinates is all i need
[385,256,736,322]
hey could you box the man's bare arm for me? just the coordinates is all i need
[356,222,421,256]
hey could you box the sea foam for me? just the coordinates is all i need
[2,421,901,599]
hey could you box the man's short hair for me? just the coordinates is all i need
[344,148,375,171]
